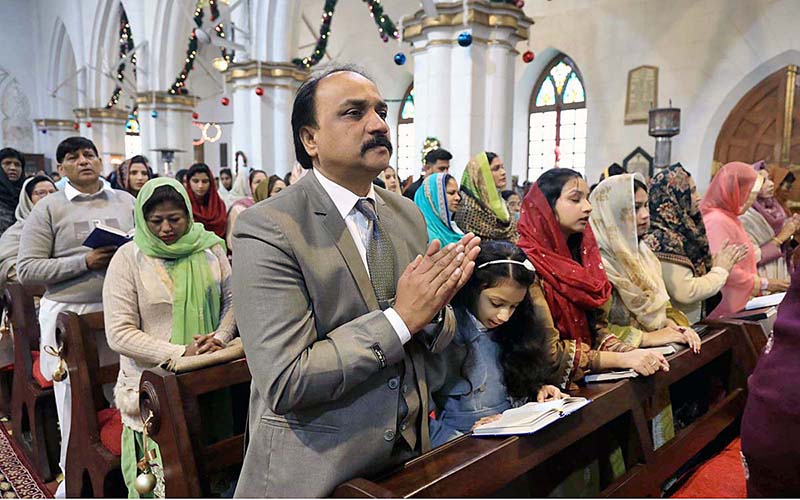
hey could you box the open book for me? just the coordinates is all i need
[472,397,591,436]
[584,369,639,383]
[744,292,785,311]
[83,223,133,249]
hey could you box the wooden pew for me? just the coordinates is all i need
[5,283,60,481]
[333,322,759,498]
[57,311,124,498]
[139,357,251,497]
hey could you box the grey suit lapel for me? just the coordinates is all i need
[302,172,380,311]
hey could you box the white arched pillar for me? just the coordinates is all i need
[404,0,532,181]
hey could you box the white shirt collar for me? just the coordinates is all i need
[313,168,377,219]
[64,178,114,201]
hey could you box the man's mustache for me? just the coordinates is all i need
[361,135,394,157]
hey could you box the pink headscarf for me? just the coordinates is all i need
[700,162,761,318]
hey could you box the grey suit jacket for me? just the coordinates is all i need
[232,172,433,498]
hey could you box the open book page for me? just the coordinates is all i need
[472,397,591,436]
[745,292,785,310]
[584,369,639,383]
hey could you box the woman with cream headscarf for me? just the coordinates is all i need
[702,162,789,318]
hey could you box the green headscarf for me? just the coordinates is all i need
[461,152,510,223]
[134,178,226,345]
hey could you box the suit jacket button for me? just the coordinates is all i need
[384,429,396,441]
[388,377,400,390]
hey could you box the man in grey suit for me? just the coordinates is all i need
[231,65,481,497]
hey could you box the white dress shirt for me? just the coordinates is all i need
[313,168,411,344]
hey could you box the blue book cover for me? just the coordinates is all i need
[82,224,132,249]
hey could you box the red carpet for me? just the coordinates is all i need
[0,422,51,498]
[671,437,746,498]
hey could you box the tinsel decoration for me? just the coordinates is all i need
[292,0,401,69]
[209,0,235,66]
[168,3,203,95]
[421,137,441,164]
[105,7,135,108]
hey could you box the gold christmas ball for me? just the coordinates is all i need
[52,359,68,382]
[134,472,156,495]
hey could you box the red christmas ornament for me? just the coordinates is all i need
[192,112,199,119]
[86,121,92,128]
[255,87,264,96]
[220,97,230,106]
[72,122,79,130]
[516,0,525,7]
[522,50,535,63]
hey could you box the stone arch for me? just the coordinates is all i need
[88,0,123,106]
[0,69,34,152]
[47,18,79,118]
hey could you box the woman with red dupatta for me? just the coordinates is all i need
[701,162,787,318]
[517,168,668,390]
[184,163,228,240]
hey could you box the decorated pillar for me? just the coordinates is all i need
[404,0,532,180]
[72,108,129,172]
[225,61,307,176]
[34,119,79,171]
[135,91,198,176]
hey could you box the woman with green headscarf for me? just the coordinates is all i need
[454,151,518,242]
[414,173,464,246]
[102,178,236,497]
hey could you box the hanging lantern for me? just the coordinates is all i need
[151,110,158,118]
[192,112,199,120]
[522,50,535,63]
[72,122,79,130]
[255,87,264,96]
[86,121,92,128]
[457,32,472,47]
[221,97,230,106]
[393,53,406,65]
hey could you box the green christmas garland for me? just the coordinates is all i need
[105,7,135,108]
[293,0,400,69]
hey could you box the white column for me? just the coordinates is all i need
[135,92,198,175]
[73,108,128,173]
[405,0,532,181]
[225,61,306,176]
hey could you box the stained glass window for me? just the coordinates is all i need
[397,84,416,181]
[527,55,587,181]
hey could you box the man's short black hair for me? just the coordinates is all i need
[56,136,99,164]
[219,168,232,177]
[291,63,374,170]
[0,148,25,168]
[424,148,452,165]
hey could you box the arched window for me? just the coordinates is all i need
[396,84,415,181]
[527,55,586,181]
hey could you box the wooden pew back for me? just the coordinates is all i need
[140,357,251,497]
[333,322,760,498]
[57,311,123,497]
[5,283,59,482]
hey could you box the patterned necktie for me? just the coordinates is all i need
[355,198,396,309]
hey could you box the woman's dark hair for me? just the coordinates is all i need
[175,169,188,184]
[485,151,498,165]
[783,172,796,189]
[248,169,267,190]
[452,240,548,399]
[501,190,519,201]
[0,147,25,168]
[219,168,232,178]
[536,168,583,211]
[266,174,284,197]
[185,163,213,183]
[24,176,56,200]
[142,185,189,219]
[633,178,648,193]
[599,163,626,181]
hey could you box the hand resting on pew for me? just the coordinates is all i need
[183,332,226,356]
[640,324,702,354]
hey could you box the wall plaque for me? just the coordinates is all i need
[625,66,658,124]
